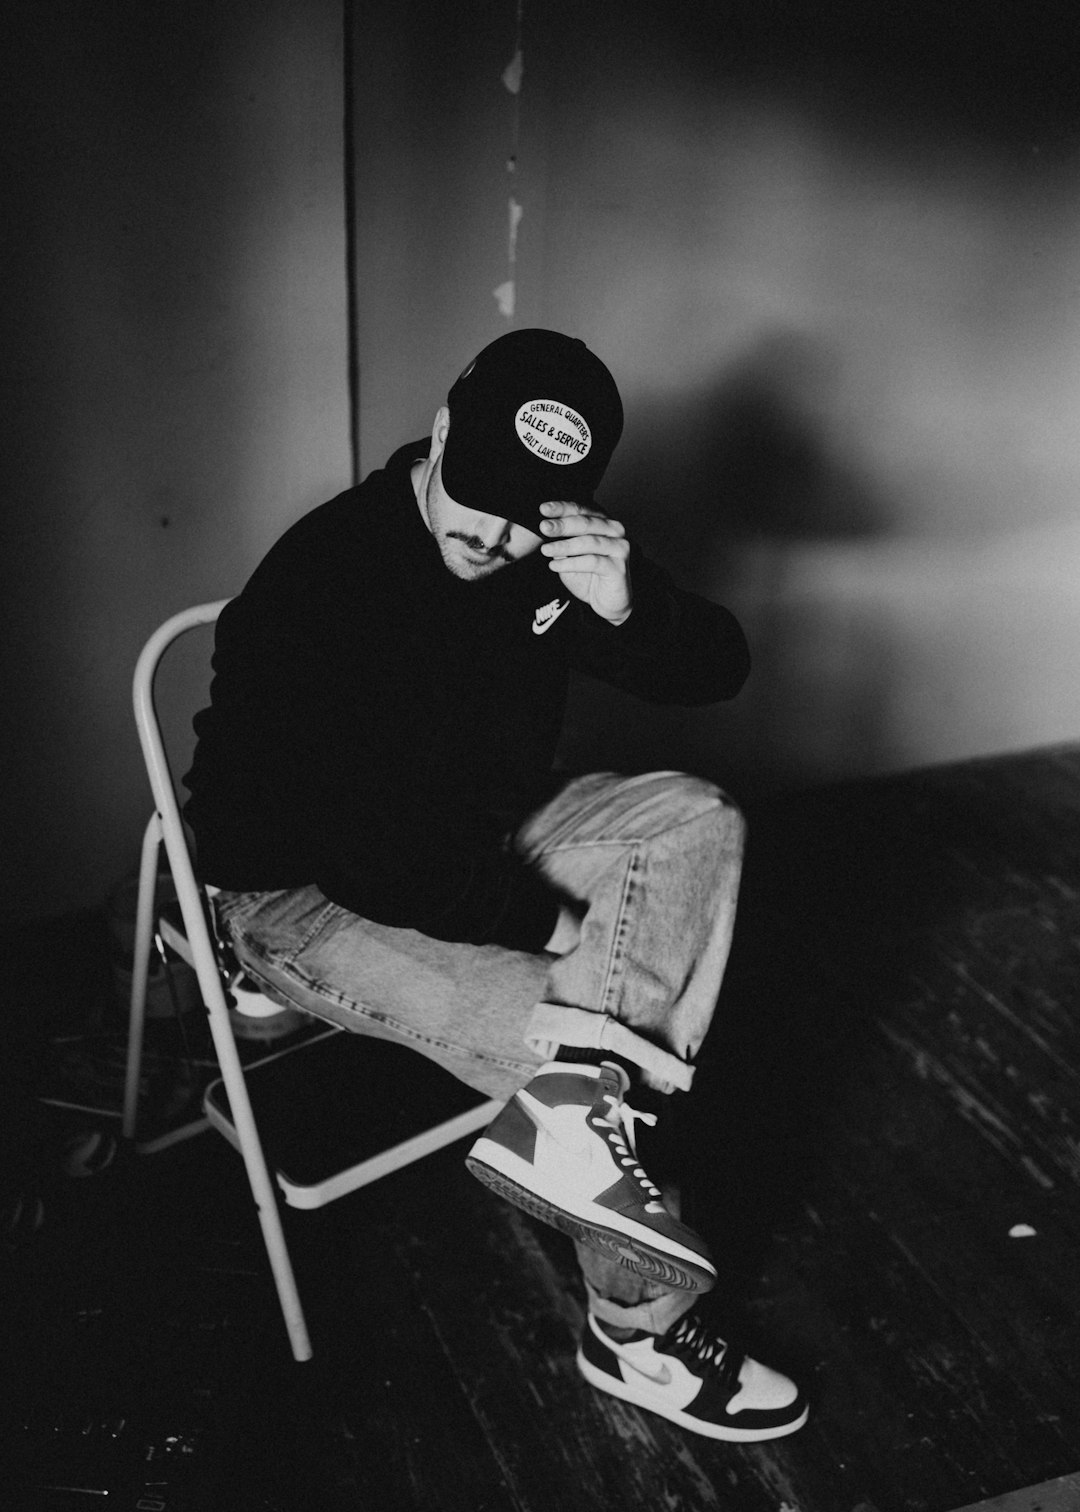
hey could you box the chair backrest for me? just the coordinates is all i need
[133,599,229,821]
[133,600,230,1004]
[130,599,317,1361]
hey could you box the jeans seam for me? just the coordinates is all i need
[283,900,341,966]
[599,844,638,1016]
[231,898,340,970]
[232,947,537,1078]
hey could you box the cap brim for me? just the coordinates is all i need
[441,443,594,533]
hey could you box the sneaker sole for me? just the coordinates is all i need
[576,1347,810,1442]
[466,1152,716,1292]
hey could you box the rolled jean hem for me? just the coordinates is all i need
[584,1281,698,1334]
[524,1002,694,1093]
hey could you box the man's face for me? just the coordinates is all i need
[416,409,543,581]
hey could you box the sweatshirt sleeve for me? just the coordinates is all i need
[568,545,751,704]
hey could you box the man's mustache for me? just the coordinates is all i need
[448,532,515,562]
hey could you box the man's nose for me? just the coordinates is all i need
[475,514,512,550]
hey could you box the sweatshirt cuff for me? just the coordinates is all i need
[586,576,670,649]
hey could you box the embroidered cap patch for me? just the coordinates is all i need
[514,400,592,466]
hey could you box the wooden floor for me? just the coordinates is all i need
[4,745,1080,1512]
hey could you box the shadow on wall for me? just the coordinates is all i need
[558,330,896,797]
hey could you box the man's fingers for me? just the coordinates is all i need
[540,511,624,540]
[546,547,629,576]
[542,532,629,562]
[539,499,597,517]
[547,553,615,577]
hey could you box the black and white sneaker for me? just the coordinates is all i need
[466,1059,716,1292]
[577,1306,809,1442]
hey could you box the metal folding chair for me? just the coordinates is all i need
[121,601,501,1361]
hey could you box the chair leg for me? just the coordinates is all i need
[197,982,314,1362]
[122,814,163,1141]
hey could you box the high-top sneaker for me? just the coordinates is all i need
[577,1307,809,1441]
[465,1060,716,1292]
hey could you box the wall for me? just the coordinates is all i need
[5,1,1078,923]
[353,0,1080,797]
[1,0,351,923]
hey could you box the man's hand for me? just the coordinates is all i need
[538,500,632,625]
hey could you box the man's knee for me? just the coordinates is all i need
[643,771,746,844]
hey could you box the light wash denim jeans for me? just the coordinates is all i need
[216,771,745,1333]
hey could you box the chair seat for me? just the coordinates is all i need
[203,1030,500,1209]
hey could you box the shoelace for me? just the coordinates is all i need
[594,1089,665,1212]
[667,1308,746,1398]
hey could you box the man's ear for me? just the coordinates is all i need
[430,405,450,458]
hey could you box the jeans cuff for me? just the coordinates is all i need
[584,1281,697,1335]
[523,1002,695,1092]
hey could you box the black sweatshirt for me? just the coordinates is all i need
[183,441,750,952]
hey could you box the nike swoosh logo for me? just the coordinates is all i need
[623,1359,673,1387]
[532,598,570,635]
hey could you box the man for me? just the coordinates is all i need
[184,328,808,1442]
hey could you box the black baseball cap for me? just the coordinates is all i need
[440,329,624,531]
